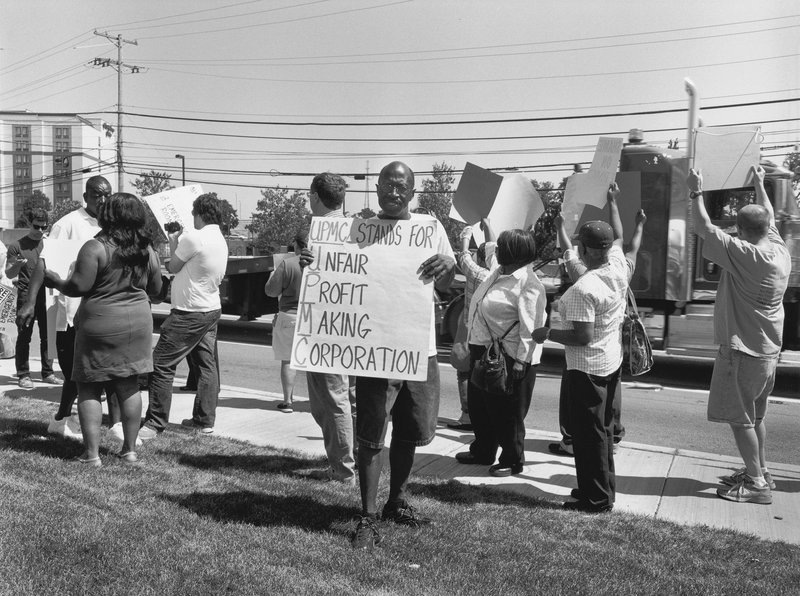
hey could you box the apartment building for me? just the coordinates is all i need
[0,112,116,227]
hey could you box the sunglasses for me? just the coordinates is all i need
[32,224,48,231]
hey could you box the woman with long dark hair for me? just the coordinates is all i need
[45,193,162,466]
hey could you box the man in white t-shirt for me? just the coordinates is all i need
[140,194,228,438]
[690,165,791,505]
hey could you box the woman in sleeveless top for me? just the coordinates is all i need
[45,193,162,466]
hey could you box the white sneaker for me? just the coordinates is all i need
[48,415,83,441]
[108,422,143,447]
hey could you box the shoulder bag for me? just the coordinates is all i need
[622,287,653,376]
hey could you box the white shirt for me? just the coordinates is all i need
[558,245,633,375]
[467,263,547,364]
[49,208,100,330]
[171,224,228,311]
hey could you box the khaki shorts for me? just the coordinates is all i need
[272,311,297,361]
[708,346,777,427]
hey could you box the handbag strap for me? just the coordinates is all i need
[626,287,641,319]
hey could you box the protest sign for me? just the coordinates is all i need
[576,172,642,243]
[0,284,17,335]
[142,185,204,234]
[291,216,436,381]
[470,173,544,245]
[564,137,624,209]
[693,125,761,190]
[41,238,85,279]
[451,163,504,224]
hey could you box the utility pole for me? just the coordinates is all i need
[93,30,140,193]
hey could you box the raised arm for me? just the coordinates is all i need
[626,209,647,263]
[751,165,775,227]
[688,168,716,239]
[481,217,496,243]
[554,213,571,253]
[606,182,624,248]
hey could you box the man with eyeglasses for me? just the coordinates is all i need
[349,161,455,550]
[6,208,61,390]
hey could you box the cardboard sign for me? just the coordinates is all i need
[142,185,204,234]
[41,238,85,279]
[291,217,436,381]
[451,163,504,224]
[564,137,624,209]
[470,173,544,244]
[576,172,642,243]
[0,284,17,334]
[693,125,761,190]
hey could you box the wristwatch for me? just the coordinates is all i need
[689,190,702,199]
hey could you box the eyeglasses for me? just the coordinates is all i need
[32,224,48,231]
[378,181,411,195]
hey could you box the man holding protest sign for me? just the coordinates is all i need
[350,161,455,549]
[689,166,790,505]
[300,172,358,485]
[140,193,228,438]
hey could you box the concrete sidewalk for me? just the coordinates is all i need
[4,356,799,546]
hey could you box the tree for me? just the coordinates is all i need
[219,198,239,235]
[132,170,174,197]
[356,207,376,219]
[783,148,800,206]
[246,187,311,252]
[418,161,463,249]
[530,178,565,262]
[50,198,82,224]
[17,190,52,227]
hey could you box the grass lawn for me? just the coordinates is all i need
[1,394,799,596]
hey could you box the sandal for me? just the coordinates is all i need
[74,455,102,468]
[118,451,139,464]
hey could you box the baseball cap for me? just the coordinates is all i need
[578,221,614,249]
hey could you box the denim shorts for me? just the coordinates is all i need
[355,356,440,449]
[708,346,777,427]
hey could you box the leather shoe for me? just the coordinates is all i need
[489,463,524,477]
[562,500,613,514]
[570,488,582,500]
[548,442,574,457]
[455,452,493,465]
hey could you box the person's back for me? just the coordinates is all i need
[170,224,228,311]
[705,225,791,356]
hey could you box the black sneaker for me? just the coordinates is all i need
[351,515,381,550]
[381,501,432,528]
[562,500,613,514]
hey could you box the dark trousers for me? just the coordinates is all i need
[55,326,78,419]
[566,367,620,508]
[467,344,537,467]
[15,290,53,378]
[145,309,221,431]
[559,365,624,445]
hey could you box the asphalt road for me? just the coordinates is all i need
[160,314,800,465]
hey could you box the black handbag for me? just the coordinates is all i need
[470,320,519,395]
[622,288,653,376]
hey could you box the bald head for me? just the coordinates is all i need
[736,204,770,241]
[376,161,415,219]
[84,175,112,218]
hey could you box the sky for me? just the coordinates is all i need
[2,0,798,221]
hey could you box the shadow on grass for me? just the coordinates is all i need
[4,386,61,404]
[408,477,561,511]
[175,451,327,477]
[0,415,90,459]
[161,490,354,532]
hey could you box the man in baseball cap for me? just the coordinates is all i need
[578,221,615,250]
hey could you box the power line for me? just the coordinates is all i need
[101,97,800,127]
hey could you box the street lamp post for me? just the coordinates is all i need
[175,154,185,186]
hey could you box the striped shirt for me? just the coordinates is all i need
[558,245,633,375]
